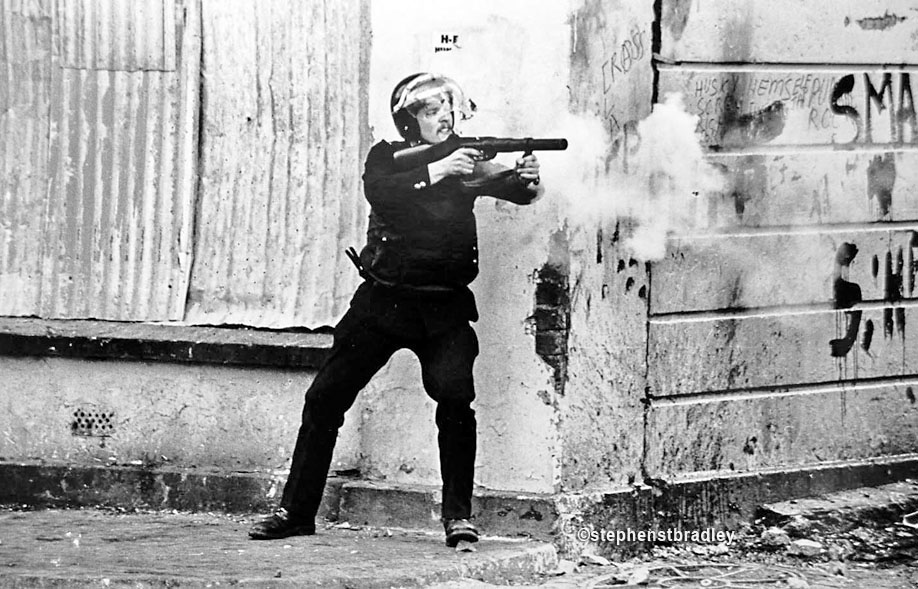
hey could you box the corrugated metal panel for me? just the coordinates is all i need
[58,0,175,71]
[1,0,200,321]
[186,0,370,329]
[0,0,53,316]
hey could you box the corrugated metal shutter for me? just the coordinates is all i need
[0,0,200,320]
[185,0,370,329]
[0,0,53,316]
[58,0,176,71]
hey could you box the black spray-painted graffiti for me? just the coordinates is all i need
[831,73,917,143]
[830,243,862,358]
[829,232,917,358]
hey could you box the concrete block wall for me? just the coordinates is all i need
[647,0,918,480]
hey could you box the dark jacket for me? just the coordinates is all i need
[359,138,537,290]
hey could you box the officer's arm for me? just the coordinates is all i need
[468,160,542,205]
[363,141,433,206]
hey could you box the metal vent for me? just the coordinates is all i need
[71,409,115,437]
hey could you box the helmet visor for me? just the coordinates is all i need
[391,74,475,121]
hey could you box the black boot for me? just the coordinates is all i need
[248,508,316,540]
[443,518,479,547]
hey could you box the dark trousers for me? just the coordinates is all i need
[280,282,479,521]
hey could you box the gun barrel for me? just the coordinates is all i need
[471,137,568,153]
[524,138,568,151]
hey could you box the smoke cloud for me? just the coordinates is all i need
[539,93,726,261]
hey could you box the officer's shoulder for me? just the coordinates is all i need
[367,140,410,163]
[370,139,409,151]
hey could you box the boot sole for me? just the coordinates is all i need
[445,530,479,547]
[248,525,316,540]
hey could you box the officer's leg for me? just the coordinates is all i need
[416,322,479,521]
[280,298,400,520]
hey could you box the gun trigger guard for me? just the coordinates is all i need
[476,149,497,162]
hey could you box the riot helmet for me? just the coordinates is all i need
[390,73,475,141]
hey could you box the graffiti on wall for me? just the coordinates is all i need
[831,73,917,144]
[681,70,918,146]
[600,26,648,134]
[691,73,831,142]
[829,231,917,360]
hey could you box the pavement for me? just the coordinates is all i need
[1,481,917,588]
[0,508,556,588]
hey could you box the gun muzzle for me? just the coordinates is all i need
[524,138,568,151]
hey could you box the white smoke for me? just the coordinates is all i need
[540,93,726,261]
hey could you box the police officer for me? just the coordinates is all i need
[249,73,541,547]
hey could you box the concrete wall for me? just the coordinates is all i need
[358,0,572,494]
[648,0,918,480]
[559,0,654,493]
[0,357,361,479]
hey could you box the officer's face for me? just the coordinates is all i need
[414,97,453,144]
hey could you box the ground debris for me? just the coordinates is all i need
[579,553,612,567]
[787,539,823,557]
[546,559,577,576]
[761,526,791,547]
[626,566,650,585]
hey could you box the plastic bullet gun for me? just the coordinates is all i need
[392,134,568,171]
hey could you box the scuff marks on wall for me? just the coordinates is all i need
[659,0,918,64]
[661,0,692,42]
[568,0,607,115]
[867,153,896,219]
[850,12,907,31]
[728,156,767,222]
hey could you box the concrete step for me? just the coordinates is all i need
[0,462,558,540]
[757,479,918,531]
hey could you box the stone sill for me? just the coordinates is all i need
[0,317,333,369]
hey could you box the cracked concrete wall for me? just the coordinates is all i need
[558,0,654,493]
[0,357,361,485]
